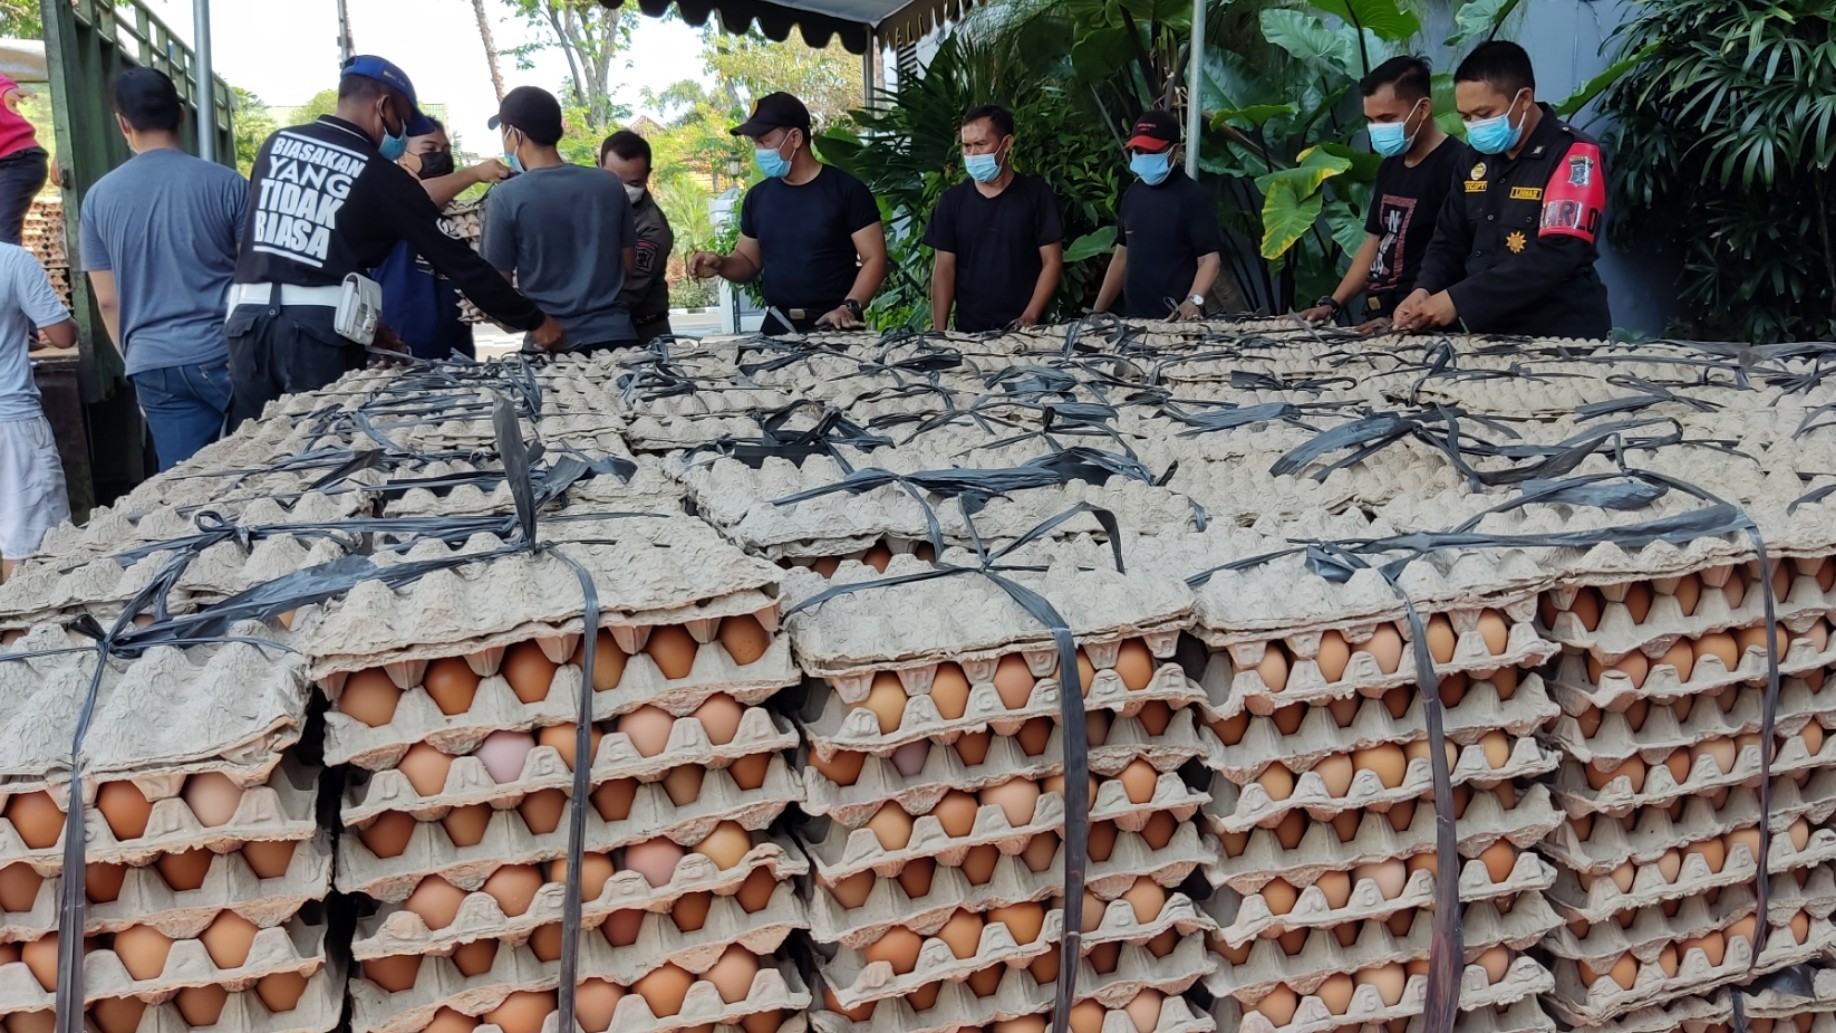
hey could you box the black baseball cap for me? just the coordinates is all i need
[731,92,812,138]
[1126,109,1181,152]
[489,86,564,146]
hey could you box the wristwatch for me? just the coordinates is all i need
[843,299,864,320]
[1316,295,1343,315]
[1187,294,1205,309]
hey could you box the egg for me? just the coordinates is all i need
[1254,762,1294,802]
[396,743,454,797]
[1417,614,1457,663]
[1352,744,1407,789]
[639,625,699,683]
[600,909,642,947]
[1469,946,1509,984]
[728,752,770,791]
[1276,810,1312,848]
[1791,909,1812,944]
[547,853,614,901]
[1696,631,1740,672]
[862,543,894,571]
[1385,800,1416,833]
[990,654,1035,710]
[1354,859,1407,899]
[694,694,744,746]
[1790,818,1812,851]
[1480,730,1512,769]
[809,748,866,788]
[155,848,212,891]
[857,672,909,733]
[1068,1001,1108,1033]
[822,985,874,1022]
[889,739,931,776]
[1211,711,1249,745]
[0,863,39,911]
[1568,588,1602,630]
[695,821,752,869]
[920,662,971,720]
[588,779,636,823]
[1088,820,1119,861]
[955,732,992,766]
[88,781,152,844]
[1260,878,1298,915]
[1121,878,1165,924]
[1257,644,1290,691]
[1114,639,1155,690]
[1356,962,1407,1005]
[1313,870,1351,909]
[864,926,922,974]
[1357,624,1405,674]
[1140,810,1177,849]
[717,614,769,666]
[623,838,685,888]
[935,909,984,959]
[339,668,402,726]
[485,989,556,1033]
[1586,755,1646,792]
[959,844,999,884]
[1313,754,1354,797]
[1803,722,1827,757]
[81,861,123,904]
[895,857,936,899]
[174,984,229,1026]
[1316,631,1351,682]
[987,901,1045,946]
[1119,758,1160,804]
[996,1016,1048,1033]
[416,657,481,716]
[89,997,145,1033]
[452,938,497,976]
[405,875,468,929]
[499,641,559,703]
[1271,705,1304,735]
[1685,837,1728,874]
[575,978,624,1033]
[701,945,759,1004]
[541,722,603,773]
[1251,984,1299,1025]
[422,1007,479,1033]
[1326,694,1360,726]
[661,765,705,806]
[1481,841,1516,883]
[505,791,564,837]
[1700,737,1738,777]
[200,909,260,968]
[628,962,696,1017]
[825,870,876,911]
[1019,833,1057,873]
[619,706,676,758]
[1123,989,1163,1033]
[663,892,710,934]
[1313,971,1355,1015]
[114,923,174,979]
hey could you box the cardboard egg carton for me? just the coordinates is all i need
[320,616,797,770]
[0,624,307,792]
[1553,730,1836,817]
[0,758,320,874]
[1548,635,1836,715]
[294,518,788,679]
[1540,566,1836,660]
[0,916,324,1010]
[436,959,811,1033]
[31,490,367,567]
[337,753,800,898]
[348,884,805,1033]
[1205,672,1557,781]
[350,836,806,959]
[1070,930,1215,1007]
[820,906,1064,1007]
[60,957,347,1033]
[1213,986,1555,1033]
[809,965,1216,1033]
[1541,780,1836,872]
[1206,733,1555,832]
[1211,848,1554,946]
[1549,828,1836,920]
[1546,672,1831,765]
[1209,784,1563,894]
[1545,881,1768,965]
[1081,891,1217,952]
[801,707,1220,825]
[340,706,800,824]
[1,831,333,941]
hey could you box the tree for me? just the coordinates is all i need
[231,87,278,176]
[504,0,634,130]
[0,0,40,38]
[296,88,341,123]
[471,0,507,103]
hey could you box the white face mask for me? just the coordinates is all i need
[624,183,645,204]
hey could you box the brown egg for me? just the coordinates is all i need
[1326,694,1360,726]
[422,1007,479,1033]
[0,863,40,911]
[547,853,615,902]
[936,909,984,959]
[4,791,61,849]
[1313,870,1352,909]
[1476,610,1509,654]
[827,870,874,910]
[575,978,624,1033]
[1210,711,1250,746]
[987,902,1045,945]
[668,892,712,933]
[925,790,978,839]
[1356,962,1407,1005]
[254,970,310,1014]
[1803,722,1827,757]
[1700,737,1738,777]
[1316,631,1351,682]
[1352,743,1408,789]
[1141,810,1177,849]
[685,695,744,748]
[452,938,497,976]
[822,985,874,1022]
[85,862,126,904]
[1257,643,1290,691]
[1069,1000,1108,1033]
[661,765,705,807]
[501,641,560,703]
[405,875,468,930]
[1271,704,1305,735]
[862,543,894,572]
[1088,820,1119,862]
[1586,755,1646,793]
[174,984,229,1027]
[92,781,153,842]
[1423,614,1457,663]
[992,654,1035,710]
[1480,730,1512,769]
[703,945,760,1004]
[1357,624,1405,674]
[236,837,297,880]
[1480,841,1517,883]
[1261,878,1298,915]
[600,910,642,948]
[156,848,212,891]
[431,804,486,848]
[1315,971,1355,1015]
[613,707,672,760]
[955,732,992,766]
[1119,758,1160,804]
[1696,632,1740,672]
[581,781,633,826]
[959,843,1000,884]
[723,752,769,791]
[897,857,936,899]
[1280,811,1315,848]
[485,990,556,1033]
[1015,716,1054,756]
[537,722,602,773]
[115,923,174,979]
[632,962,695,1017]
[996,1016,1048,1033]
[1021,833,1057,873]
[645,624,699,681]
[695,821,752,869]
[1123,989,1163,1033]
[1790,818,1812,851]
[1386,800,1416,833]
[396,743,454,797]
[1473,946,1510,984]
[1685,837,1727,874]
[89,997,145,1033]
[420,656,480,715]
[927,662,971,720]
[1312,754,1354,797]
[865,926,922,974]
[1251,984,1299,1025]
[1123,878,1166,924]
[859,672,909,734]
[1567,588,1602,630]
[1115,639,1155,690]
[340,668,402,726]
[1791,909,1812,945]
[354,811,415,859]
[200,909,260,968]
[717,615,770,666]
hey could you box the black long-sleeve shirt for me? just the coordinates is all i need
[1415,105,1612,338]
[233,116,544,331]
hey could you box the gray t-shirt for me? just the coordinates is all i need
[0,244,72,421]
[79,148,247,376]
[482,162,636,348]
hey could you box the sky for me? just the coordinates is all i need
[142,0,712,149]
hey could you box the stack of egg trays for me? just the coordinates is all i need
[1538,558,1836,1028]
[1195,593,1567,1033]
[1549,960,1836,1033]
[313,525,813,1033]
[0,624,330,1033]
[787,557,1224,1033]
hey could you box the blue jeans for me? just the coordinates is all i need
[132,360,233,471]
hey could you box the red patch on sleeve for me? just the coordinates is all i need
[1540,141,1605,243]
[634,239,660,272]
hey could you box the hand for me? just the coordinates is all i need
[375,325,408,354]
[815,303,864,330]
[1390,289,1431,330]
[469,159,511,185]
[1018,308,1044,328]
[1174,300,1203,322]
[688,251,724,279]
[530,315,566,351]
[1396,290,1457,332]
[3,87,34,114]
[1297,304,1335,325]
[1354,317,1394,335]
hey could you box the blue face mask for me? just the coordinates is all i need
[755,133,794,179]
[502,131,524,174]
[1130,150,1172,186]
[379,110,408,162]
[1466,90,1529,155]
[964,150,1004,184]
[1368,100,1425,159]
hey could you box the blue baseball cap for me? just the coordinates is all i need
[341,55,435,136]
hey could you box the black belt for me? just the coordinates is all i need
[634,311,670,327]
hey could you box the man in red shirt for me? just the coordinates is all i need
[0,74,48,246]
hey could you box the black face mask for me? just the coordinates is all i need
[417,151,456,179]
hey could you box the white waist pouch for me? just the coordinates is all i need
[335,273,383,346]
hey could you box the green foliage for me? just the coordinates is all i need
[295,89,341,124]
[1444,0,1521,47]
[0,0,39,38]
[1602,0,1836,342]
[502,0,634,129]
[231,87,277,177]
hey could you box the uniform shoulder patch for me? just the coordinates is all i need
[1539,141,1606,244]
[1470,161,1487,180]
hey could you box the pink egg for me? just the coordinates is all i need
[474,730,536,784]
[623,839,686,888]
[889,740,930,777]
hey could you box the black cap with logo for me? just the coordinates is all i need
[730,92,812,138]
[1126,109,1181,152]
[489,86,565,146]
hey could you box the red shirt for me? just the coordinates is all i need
[0,75,42,161]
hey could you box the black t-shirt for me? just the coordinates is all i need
[1362,136,1464,316]
[739,165,880,311]
[234,116,543,331]
[1115,169,1223,319]
[922,173,1064,331]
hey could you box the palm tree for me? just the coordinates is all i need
[471,0,507,103]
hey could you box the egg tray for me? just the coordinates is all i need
[1,832,333,942]
[339,706,802,825]
[294,519,789,680]
[801,654,1205,755]
[1078,892,1218,955]
[1204,733,1556,833]
[1203,671,1557,784]
[1214,988,1555,1033]
[1742,964,1836,1019]
[30,489,366,571]
[1546,633,1836,717]
[808,822,1215,948]
[779,558,1196,682]
[348,885,805,1033]
[59,957,347,1033]
[1540,779,1836,874]
[801,708,1219,827]
[0,623,307,794]
[1208,784,1563,894]
[818,906,1063,1008]
[0,916,324,1011]
[1209,848,1555,948]
[1547,829,1836,922]
[805,970,1154,1033]
[350,837,808,960]
[1539,567,1836,662]
[1545,672,1832,766]
[1068,931,1215,1009]
[1557,995,1730,1033]
[1545,914,1836,1026]
[1550,730,1836,818]
[0,759,321,875]
[383,959,812,1033]
[337,753,800,898]
[1545,880,1773,966]
[320,627,799,771]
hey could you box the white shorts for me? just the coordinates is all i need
[0,413,70,561]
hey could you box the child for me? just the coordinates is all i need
[0,241,76,579]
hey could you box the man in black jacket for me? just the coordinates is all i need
[227,55,562,425]
[1393,41,1613,338]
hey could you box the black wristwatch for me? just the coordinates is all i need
[1316,295,1343,315]
[843,298,864,320]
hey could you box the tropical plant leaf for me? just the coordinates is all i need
[1316,141,1382,182]
[1254,146,1354,197]
[1556,42,1660,118]
[1212,104,1297,128]
[1305,0,1421,42]
[1260,180,1326,260]
[1431,71,1467,139]
[1071,25,1134,82]
[1259,9,1357,76]
[1322,198,1368,255]
[1064,226,1118,262]
[1445,0,1521,47]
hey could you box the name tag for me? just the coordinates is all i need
[1464,181,1488,193]
[1510,186,1544,201]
